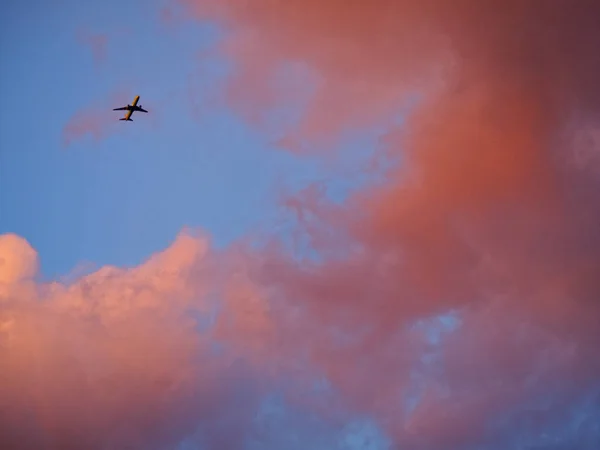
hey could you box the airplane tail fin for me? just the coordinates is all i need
[119,118,133,121]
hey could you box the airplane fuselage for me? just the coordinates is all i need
[124,95,139,121]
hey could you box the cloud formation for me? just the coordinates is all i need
[5,0,600,448]
[177,0,600,446]
[2,232,383,449]
[1,232,302,449]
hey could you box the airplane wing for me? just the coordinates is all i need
[113,106,129,111]
[136,106,148,113]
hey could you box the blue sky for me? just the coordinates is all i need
[0,0,380,279]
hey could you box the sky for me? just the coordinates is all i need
[1,1,600,449]
[1,0,372,278]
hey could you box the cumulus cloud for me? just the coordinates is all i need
[0,232,303,449]
[0,234,38,288]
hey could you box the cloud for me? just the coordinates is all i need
[61,88,135,148]
[62,106,115,147]
[0,234,38,287]
[0,232,286,449]
[1,232,384,449]
[179,0,600,147]
[175,0,600,446]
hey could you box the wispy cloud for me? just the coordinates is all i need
[61,87,136,148]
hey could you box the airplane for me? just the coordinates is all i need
[113,95,148,121]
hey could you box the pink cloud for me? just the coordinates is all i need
[62,106,116,147]
[174,0,600,445]
[61,88,137,147]
[0,231,282,448]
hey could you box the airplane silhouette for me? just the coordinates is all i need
[113,95,148,121]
